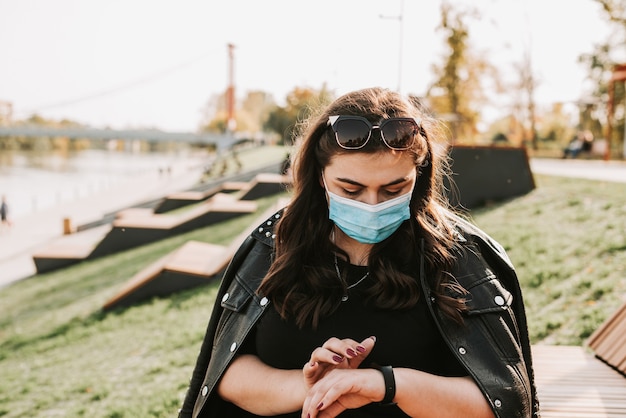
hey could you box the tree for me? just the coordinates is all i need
[579,0,626,156]
[198,92,229,133]
[239,91,276,134]
[264,85,334,145]
[512,48,540,149]
[199,90,276,136]
[426,2,499,143]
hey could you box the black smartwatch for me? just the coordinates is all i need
[372,364,397,405]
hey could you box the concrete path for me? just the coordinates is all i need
[0,161,206,288]
[529,158,626,184]
[1,157,624,289]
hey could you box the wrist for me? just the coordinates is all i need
[372,364,397,405]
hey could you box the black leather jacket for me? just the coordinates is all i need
[179,210,540,418]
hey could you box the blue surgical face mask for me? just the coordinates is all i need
[324,178,412,244]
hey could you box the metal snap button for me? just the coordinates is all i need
[458,347,467,355]
[260,297,269,306]
[201,385,209,396]
[494,295,505,306]
[221,293,229,303]
[230,342,237,352]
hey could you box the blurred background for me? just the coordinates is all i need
[1,0,625,217]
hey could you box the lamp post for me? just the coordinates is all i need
[380,0,404,93]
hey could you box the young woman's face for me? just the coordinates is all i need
[322,151,417,205]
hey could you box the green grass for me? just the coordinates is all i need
[470,175,626,345]
[0,195,283,418]
[1,175,625,417]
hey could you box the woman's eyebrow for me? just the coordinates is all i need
[335,177,411,187]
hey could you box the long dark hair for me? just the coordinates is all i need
[258,87,466,328]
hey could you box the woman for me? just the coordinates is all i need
[179,88,539,418]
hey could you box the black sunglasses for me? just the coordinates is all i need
[327,115,422,150]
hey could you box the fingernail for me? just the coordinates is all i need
[307,414,310,418]
[356,345,366,353]
[332,355,344,363]
[317,402,324,409]
[346,348,357,357]
[369,335,377,342]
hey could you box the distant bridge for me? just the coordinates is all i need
[0,125,238,151]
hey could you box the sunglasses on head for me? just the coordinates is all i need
[327,115,422,150]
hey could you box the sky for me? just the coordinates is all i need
[0,0,612,132]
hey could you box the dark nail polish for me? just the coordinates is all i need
[346,348,357,357]
[317,402,324,409]
[356,345,366,353]
[332,355,344,363]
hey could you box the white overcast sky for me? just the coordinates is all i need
[0,0,611,132]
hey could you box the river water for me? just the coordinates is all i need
[0,148,208,219]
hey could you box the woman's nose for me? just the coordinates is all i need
[361,191,380,206]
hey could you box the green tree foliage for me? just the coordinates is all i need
[427,2,498,143]
[578,0,625,100]
[579,0,626,152]
[199,90,276,135]
[264,86,334,145]
[513,49,539,150]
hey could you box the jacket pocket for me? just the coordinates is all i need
[463,270,513,315]
[463,273,521,362]
[221,276,254,313]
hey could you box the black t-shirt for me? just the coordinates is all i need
[237,262,467,417]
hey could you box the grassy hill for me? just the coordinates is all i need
[0,174,625,417]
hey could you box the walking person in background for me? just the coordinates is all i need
[0,195,11,231]
[179,87,539,418]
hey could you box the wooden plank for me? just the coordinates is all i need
[32,224,110,259]
[588,302,626,375]
[101,197,291,311]
[532,345,626,418]
[164,241,227,277]
[112,195,257,229]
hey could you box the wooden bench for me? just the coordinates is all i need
[533,299,626,417]
[32,225,111,273]
[102,241,228,310]
[32,195,258,274]
[533,345,626,417]
[112,194,257,230]
[238,173,292,201]
[587,301,626,376]
[84,195,257,259]
[102,197,290,310]
[153,181,247,213]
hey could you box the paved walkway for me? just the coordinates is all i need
[529,158,626,183]
[1,157,624,289]
[0,161,206,288]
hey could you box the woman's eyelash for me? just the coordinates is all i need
[385,190,402,196]
[342,189,401,197]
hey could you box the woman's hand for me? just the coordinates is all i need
[304,368,496,418]
[302,368,385,418]
[303,336,376,389]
